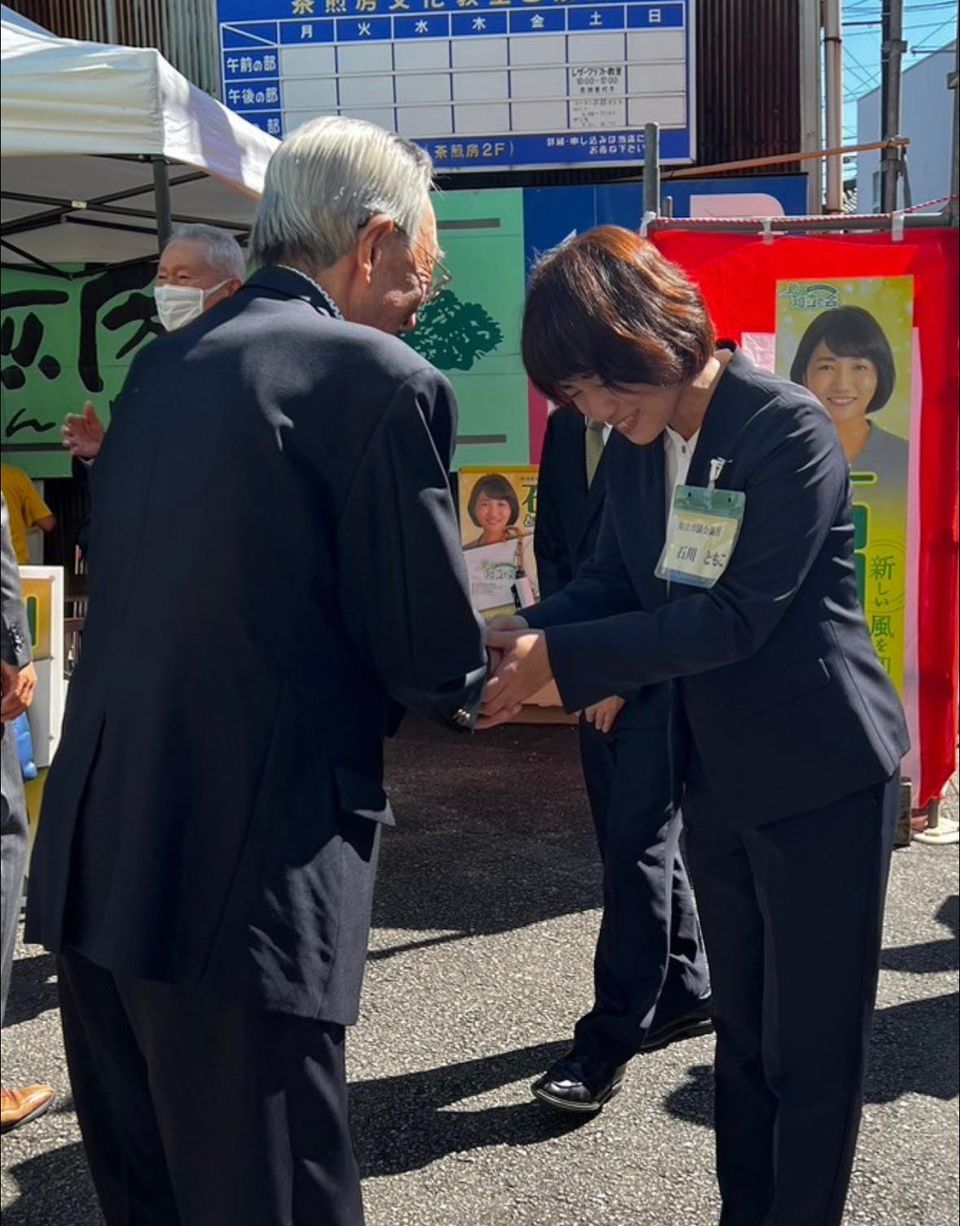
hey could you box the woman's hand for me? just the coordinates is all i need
[478,629,553,729]
[583,695,625,735]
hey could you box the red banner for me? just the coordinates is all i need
[653,227,959,806]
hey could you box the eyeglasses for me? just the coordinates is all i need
[398,226,452,305]
[358,216,453,305]
[417,253,453,305]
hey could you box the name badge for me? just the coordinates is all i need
[656,485,746,589]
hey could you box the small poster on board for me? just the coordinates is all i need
[458,466,540,621]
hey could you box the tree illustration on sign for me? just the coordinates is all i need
[405,290,503,372]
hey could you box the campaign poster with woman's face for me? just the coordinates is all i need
[775,277,914,692]
[458,467,540,619]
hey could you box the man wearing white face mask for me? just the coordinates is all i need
[61,224,245,461]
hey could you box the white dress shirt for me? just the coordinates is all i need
[663,426,700,541]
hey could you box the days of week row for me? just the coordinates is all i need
[221,2,685,55]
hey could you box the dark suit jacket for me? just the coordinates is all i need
[534,406,608,599]
[26,267,487,1022]
[524,349,908,826]
[534,405,658,722]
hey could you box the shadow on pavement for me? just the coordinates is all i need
[377,718,600,946]
[4,951,59,1028]
[3,1142,100,1226]
[879,894,959,975]
[662,986,959,1129]
[351,1038,592,1177]
[866,991,959,1103]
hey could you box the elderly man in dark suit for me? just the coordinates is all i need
[0,496,54,1134]
[26,117,487,1226]
[485,229,908,1226]
[532,407,710,1113]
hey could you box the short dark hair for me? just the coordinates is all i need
[790,306,896,414]
[467,474,520,527]
[521,227,716,403]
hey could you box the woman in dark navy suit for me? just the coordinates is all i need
[482,228,908,1226]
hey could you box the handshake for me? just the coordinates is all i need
[479,616,624,734]
[479,613,538,730]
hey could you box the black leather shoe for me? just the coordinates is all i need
[531,1053,627,1114]
[640,996,714,1053]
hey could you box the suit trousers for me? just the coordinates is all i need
[574,713,709,1064]
[1,723,29,1026]
[57,950,365,1226]
[683,771,899,1226]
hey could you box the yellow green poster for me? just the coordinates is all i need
[458,465,539,621]
[775,276,913,692]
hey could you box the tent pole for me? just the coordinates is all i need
[0,239,75,278]
[152,156,172,252]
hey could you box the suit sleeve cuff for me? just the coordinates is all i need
[544,624,611,714]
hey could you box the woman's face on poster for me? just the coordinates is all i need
[474,493,513,538]
[803,341,879,425]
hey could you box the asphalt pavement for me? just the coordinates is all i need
[2,717,957,1226]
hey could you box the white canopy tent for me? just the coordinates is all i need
[0,6,279,272]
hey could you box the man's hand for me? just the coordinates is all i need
[62,402,105,460]
[483,614,527,681]
[486,645,504,678]
[584,695,625,735]
[486,614,529,633]
[1,661,38,723]
[477,629,553,729]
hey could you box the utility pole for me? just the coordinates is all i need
[800,0,823,213]
[643,123,661,218]
[880,0,907,213]
[822,0,844,213]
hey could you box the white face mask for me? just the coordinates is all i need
[154,280,229,332]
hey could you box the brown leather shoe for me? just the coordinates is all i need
[0,1084,54,1134]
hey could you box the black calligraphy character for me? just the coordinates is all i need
[102,293,164,360]
[77,262,159,392]
[0,293,68,394]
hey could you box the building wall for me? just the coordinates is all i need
[857,43,956,213]
[7,0,220,96]
[10,0,805,185]
[695,0,802,171]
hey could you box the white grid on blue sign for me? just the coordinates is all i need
[217,0,695,170]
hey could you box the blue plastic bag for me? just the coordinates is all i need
[11,713,37,781]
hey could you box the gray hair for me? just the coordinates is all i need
[166,224,246,282]
[249,116,434,272]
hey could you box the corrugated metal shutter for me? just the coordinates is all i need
[696,0,802,173]
[7,0,220,97]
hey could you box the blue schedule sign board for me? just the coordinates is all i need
[216,0,696,171]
